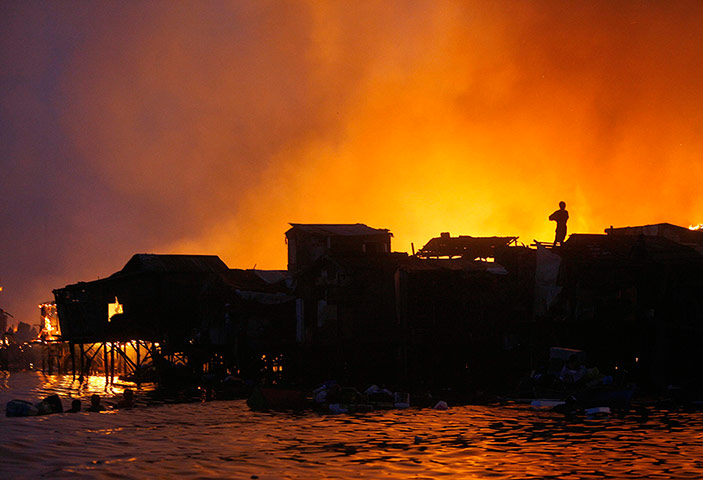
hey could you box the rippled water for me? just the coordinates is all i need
[0,370,146,407]
[2,372,703,479]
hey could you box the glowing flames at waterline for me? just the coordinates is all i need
[38,303,60,342]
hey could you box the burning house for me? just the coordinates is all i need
[54,254,229,346]
[52,253,297,383]
[52,254,230,381]
[47,221,703,396]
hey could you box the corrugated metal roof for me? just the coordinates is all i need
[606,222,682,235]
[253,270,288,284]
[287,223,391,237]
[417,235,517,259]
[564,234,703,263]
[118,254,230,274]
[605,223,703,246]
[218,269,290,293]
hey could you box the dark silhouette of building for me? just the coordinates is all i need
[48,221,703,396]
[285,223,392,273]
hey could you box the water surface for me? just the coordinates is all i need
[1,372,702,479]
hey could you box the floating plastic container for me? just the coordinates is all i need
[328,403,349,414]
[6,399,38,417]
[530,399,566,409]
[585,406,610,416]
[549,347,585,362]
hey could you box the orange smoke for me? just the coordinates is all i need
[163,2,703,267]
[6,1,703,324]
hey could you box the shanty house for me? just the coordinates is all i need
[285,223,392,274]
[198,269,295,380]
[538,225,703,391]
[53,254,229,351]
[289,226,526,390]
[293,252,410,385]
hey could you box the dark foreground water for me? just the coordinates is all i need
[1,371,702,479]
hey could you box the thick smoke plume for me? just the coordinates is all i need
[2,1,703,323]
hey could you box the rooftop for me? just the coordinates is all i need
[287,223,392,237]
[117,254,230,275]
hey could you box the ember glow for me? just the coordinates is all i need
[38,302,60,341]
[2,1,703,322]
[108,298,124,322]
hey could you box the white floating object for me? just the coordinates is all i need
[530,399,565,408]
[585,406,610,415]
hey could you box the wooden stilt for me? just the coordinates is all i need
[103,342,109,388]
[79,343,85,382]
[59,344,65,375]
[70,342,76,379]
[136,342,141,385]
[118,344,123,376]
[110,342,115,385]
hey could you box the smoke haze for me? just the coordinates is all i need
[2,1,703,324]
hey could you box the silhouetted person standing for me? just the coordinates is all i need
[549,201,569,247]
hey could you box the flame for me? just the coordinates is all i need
[153,2,703,267]
[38,302,60,340]
[108,297,124,322]
[4,2,703,323]
[689,224,703,231]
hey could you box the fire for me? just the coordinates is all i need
[154,3,703,268]
[108,297,124,322]
[38,303,60,341]
[4,2,703,325]
[690,224,703,231]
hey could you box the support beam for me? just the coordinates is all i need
[136,342,141,385]
[79,343,85,382]
[70,342,75,379]
[104,342,109,387]
[110,342,115,385]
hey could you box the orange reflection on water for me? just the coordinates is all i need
[36,372,142,400]
[2,372,703,480]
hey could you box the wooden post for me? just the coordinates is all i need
[136,341,141,386]
[79,343,85,382]
[70,342,76,379]
[59,344,65,375]
[48,345,53,375]
[110,342,115,385]
[118,344,124,376]
[103,342,109,388]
